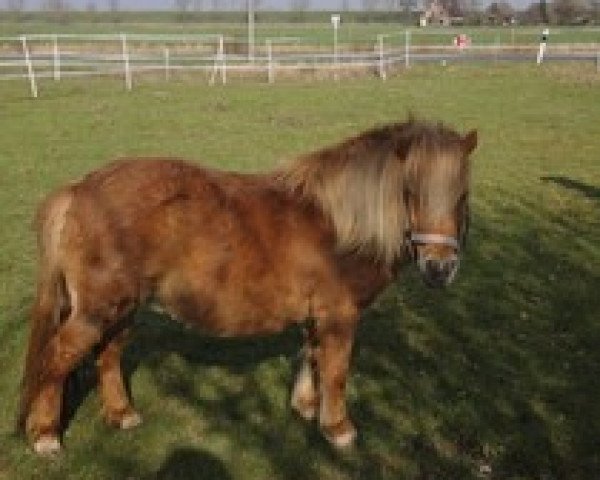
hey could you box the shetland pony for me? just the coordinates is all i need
[19,119,477,454]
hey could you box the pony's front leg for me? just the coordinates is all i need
[291,325,319,420]
[315,318,357,449]
[97,327,141,430]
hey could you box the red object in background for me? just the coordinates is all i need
[453,34,470,49]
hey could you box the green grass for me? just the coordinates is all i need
[1,18,599,47]
[1,64,599,479]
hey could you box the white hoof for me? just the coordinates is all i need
[328,428,356,449]
[120,411,143,430]
[33,435,61,456]
[322,421,357,449]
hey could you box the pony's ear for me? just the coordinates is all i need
[462,130,478,156]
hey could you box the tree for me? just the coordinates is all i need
[469,0,482,13]
[44,0,69,12]
[174,0,192,21]
[553,0,588,23]
[438,0,468,17]
[289,0,310,21]
[486,0,514,23]
[540,0,549,23]
[43,0,70,23]
[290,0,310,10]
[174,0,191,12]
[463,0,484,23]
[7,0,26,11]
[520,1,558,23]
[107,0,119,12]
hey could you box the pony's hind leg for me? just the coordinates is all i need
[25,313,102,454]
[97,327,141,430]
[291,325,319,421]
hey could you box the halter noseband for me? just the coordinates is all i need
[403,195,468,256]
[409,233,460,251]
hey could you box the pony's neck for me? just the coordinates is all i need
[278,139,408,265]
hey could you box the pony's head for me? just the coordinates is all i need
[403,126,477,288]
[278,119,477,288]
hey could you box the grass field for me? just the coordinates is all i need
[1,64,599,479]
[1,17,600,47]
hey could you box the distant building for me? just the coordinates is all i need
[419,0,463,26]
[419,0,450,26]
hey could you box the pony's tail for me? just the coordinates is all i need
[17,191,72,432]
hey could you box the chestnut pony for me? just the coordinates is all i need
[19,119,477,454]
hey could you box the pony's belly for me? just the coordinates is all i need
[154,290,306,337]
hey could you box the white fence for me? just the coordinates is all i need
[1,31,599,98]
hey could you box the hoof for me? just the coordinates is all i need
[105,408,143,430]
[33,435,61,456]
[119,411,143,430]
[322,419,357,449]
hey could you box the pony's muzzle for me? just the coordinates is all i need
[419,255,459,288]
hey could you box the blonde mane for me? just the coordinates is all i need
[277,120,470,265]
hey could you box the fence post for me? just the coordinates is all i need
[120,33,132,91]
[267,39,274,84]
[248,0,255,64]
[164,47,170,81]
[209,36,223,86]
[378,34,386,81]
[333,20,339,81]
[220,35,226,85]
[209,39,217,86]
[209,35,226,86]
[494,35,500,63]
[21,35,38,99]
[536,28,549,65]
[53,34,60,81]
[405,29,411,69]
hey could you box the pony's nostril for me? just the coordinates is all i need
[425,259,444,280]
[425,259,437,275]
[425,258,457,279]
[440,262,449,277]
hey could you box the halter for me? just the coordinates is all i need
[403,196,468,256]
[409,233,460,251]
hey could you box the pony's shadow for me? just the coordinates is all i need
[61,311,304,433]
[540,175,600,200]
[129,312,303,370]
[154,446,232,480]
[61,313,313,477]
